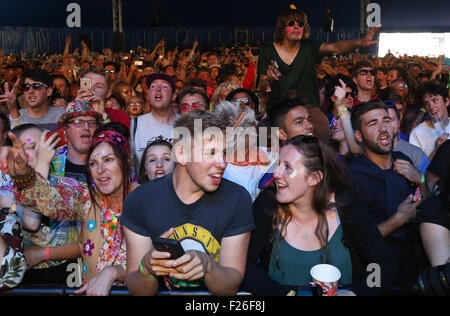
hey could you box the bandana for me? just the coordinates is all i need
[92,131,130,156]
[391,82,408,89]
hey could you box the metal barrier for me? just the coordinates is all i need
[0,285,252,296]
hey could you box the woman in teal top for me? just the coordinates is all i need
[268,221,352,287]
[241,135,399,296]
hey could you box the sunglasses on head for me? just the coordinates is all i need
[358,69,376,76]
[23,82,48,91]
[286,20,305,28]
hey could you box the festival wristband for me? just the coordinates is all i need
[337,107,349,118]
[139,260,155,279]
[45,247,50,261]
[421,174,425,185]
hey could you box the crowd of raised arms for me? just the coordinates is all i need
[0,8,449,296]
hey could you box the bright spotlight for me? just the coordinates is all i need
[378,33,450,57]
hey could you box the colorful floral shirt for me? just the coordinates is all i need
[14,173,130,284]
[0,208,26,290]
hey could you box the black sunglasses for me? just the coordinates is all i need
[358,69,376,76]
[23,82,48,91]
[286,20,305,28]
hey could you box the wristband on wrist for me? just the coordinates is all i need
[45,247,50,261]
[421,174,425,185]
[12,167,37,190]
[139,259,155,279]
[287,290,296,296]
[337,107,349,118]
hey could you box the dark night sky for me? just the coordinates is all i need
[0,0,449,31]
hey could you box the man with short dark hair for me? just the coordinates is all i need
[51,74,71,98]
[348,101,432,285]
[104,62,120,84]
[176,87,209,115]
[268,93,314,143]
[410,82,450,159]
[4,70,65,131]
[351,60,376,105]
[131,73,179,172]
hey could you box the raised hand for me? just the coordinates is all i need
[36,131,61,171]
[333,79,348,110]
[359,25,382,47]
[0,79,20,113]
[2,132,30,178]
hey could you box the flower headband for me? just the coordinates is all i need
[92,131,130,156]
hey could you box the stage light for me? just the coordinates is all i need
[378,33,450,57]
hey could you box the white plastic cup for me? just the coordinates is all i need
[310,264,342,296]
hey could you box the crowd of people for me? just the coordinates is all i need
[0,7,449,296]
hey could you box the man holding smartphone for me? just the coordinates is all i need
[122,111,255,296]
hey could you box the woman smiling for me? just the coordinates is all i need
[3,130,135,296]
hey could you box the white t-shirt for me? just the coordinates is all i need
[409,119,450,157]
[132,112,179,170]
[223,147,278,202]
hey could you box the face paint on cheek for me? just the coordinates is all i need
[288,169,299,179]
[286,27,295,34]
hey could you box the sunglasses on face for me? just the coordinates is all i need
[23,82,48,91]
[69,119,98,128]
[345,91,356,98]
[286,20,305,28]
[129,102,142,106]
[358,69,376,76]
[232,98,251,106]
[181,102,204,112]
[105,70,116,74]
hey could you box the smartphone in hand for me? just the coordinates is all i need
[80,77,92,90]
[152,237,185,260]
[45,128,67,148]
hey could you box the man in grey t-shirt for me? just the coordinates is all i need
[3,69,65,131]
[132,73,180,174]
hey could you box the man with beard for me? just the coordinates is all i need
[348,101,429,287]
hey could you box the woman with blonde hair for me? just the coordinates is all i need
[211,81,240,108]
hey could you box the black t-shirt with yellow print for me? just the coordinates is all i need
[121,173,255,289]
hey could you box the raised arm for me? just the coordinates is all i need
[319,26,381,55]
[3,132,88,222]
[334,79,363,155]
